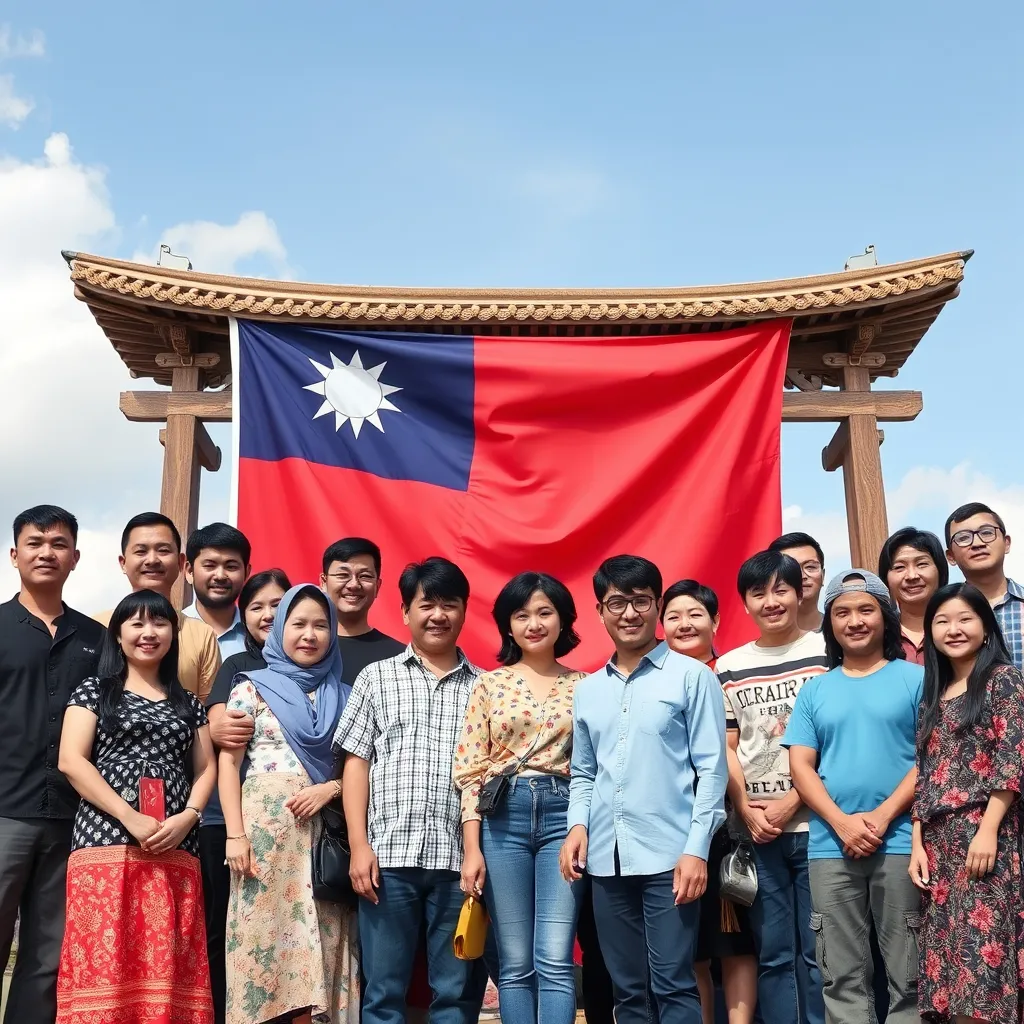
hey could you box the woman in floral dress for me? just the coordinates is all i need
[909,582,1024,1023]
[219,585,358,1024]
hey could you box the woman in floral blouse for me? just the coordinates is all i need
[219,584,358,1024]
[909,582,1024,1023]
[454,572,585,1024]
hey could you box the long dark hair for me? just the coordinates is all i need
[239,568,291,657]
[96,591,194,730]
[917,583,1013,750]
[821,594,906,669]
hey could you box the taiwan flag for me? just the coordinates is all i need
[231,319,791,668]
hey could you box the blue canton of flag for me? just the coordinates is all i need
[237,321,475,491]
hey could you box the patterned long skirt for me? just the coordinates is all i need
[225,772,359,1024]
[919,806,1024,1022]
[56,846,213,1024]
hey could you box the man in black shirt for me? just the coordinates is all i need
[0,505,104,1024]
[320,537,404,683]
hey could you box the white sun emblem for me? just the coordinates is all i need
[303,350,403,437]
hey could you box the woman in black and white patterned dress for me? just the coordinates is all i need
[56,589,217,1024]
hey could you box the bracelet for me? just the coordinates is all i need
[226,834,248,841]
[185,805,202,822]
[332,780,342,798]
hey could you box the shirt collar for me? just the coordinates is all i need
[182,601,243,637]
[993,578,1024,608]
[604,639,669,676]
[402,643,473,679]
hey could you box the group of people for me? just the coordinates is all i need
[2,497,1023,1024]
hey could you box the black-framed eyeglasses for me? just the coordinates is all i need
[326,572,378,586]
[600,594,655,615]
[951,525,1003,548]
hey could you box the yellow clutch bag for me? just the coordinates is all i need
[452,896,489,960]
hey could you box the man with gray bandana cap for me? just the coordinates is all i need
[781,570,924,1024]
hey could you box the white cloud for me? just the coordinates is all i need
[0,132,247,613]
[0,73,32,128]
[132,210,290,276]
[784,461,1024,582]
[0,26,45,59]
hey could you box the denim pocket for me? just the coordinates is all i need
[905,912,923,987]
[809,912,832,984]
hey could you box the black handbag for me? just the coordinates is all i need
[476,734,542,816]
[312,805,357,907]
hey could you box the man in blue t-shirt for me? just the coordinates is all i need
[782,569,923,1024]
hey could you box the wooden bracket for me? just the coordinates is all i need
[822,422,885,472]
[850,323,880,357]
[155,352,221,369]
[159,423,222,472]
[822,351,886,370]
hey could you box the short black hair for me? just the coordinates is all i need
[737,550,803,599]
[661,579,719,622]
[322,537,382,575]
[13,504,79,545]
[593,554,663,603]
[877,527,949,587]
[493,572,580,665]
[768,532,825,567]
[121,512,181,554]
[944,502,1007,547]
[399,556,470,608]
[186,522,251,566]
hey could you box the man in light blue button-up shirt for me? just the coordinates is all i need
[561,555,727,1024]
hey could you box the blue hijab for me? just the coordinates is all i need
[247,584,349,785]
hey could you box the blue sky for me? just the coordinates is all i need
[0,1,1021,606]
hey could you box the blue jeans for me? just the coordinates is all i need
[359,867,479,1024]
[748,833,824,1024]
[592,870,701,1024]
[482,775,582,1024]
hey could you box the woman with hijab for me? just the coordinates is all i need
[219,584,358,1024]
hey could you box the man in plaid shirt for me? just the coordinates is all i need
[335,556,482,1024]
[945,502,1023,670]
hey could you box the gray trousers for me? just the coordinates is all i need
[808,853,922,1024]
[0,817,73,1024]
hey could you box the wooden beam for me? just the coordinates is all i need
[159,423,222,472]
[822,421,885,472]
[782,390,921,422]
[119,390,232,422]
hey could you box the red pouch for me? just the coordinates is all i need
[139,777,166,821]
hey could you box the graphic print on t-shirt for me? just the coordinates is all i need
[716,632,828,827]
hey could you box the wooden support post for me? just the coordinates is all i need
[159,362,203,609]
[837,365,890,569]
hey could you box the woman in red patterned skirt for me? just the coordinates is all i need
[56,590,217,1024]
[910,583,1024,1024]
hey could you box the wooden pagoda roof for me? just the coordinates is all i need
[65,249,971,389]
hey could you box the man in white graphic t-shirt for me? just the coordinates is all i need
[716,550,827,1024]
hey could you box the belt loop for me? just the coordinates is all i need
[509,775,519,794]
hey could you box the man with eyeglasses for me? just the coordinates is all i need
[320,537,405,683]
[561,554,727,1024]
[945,502,1023,669]
[768,532,826,632]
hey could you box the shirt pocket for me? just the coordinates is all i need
[636,699,677,736]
